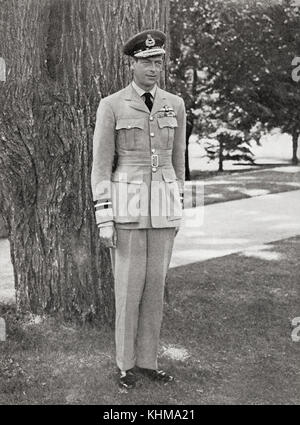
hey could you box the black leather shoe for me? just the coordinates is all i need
[118,369,136,389]
[136,367,174,383]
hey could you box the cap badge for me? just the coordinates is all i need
[145,34,155,48]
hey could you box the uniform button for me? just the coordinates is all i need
[150,132,155,137]
[152,167,157,172]
[149,116,154,121]
[151,148,156,153]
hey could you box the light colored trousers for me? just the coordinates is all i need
[110,227,175,371]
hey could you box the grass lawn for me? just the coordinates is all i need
[189,166,300,207]
[1,236,299,405]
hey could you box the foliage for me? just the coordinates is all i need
[170,0,300,166]
[196,89,256,170]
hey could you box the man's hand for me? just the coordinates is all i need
[99,223,117,248]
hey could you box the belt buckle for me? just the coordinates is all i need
[151,154,159,167]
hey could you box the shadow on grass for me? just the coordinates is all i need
[187,164,300,207]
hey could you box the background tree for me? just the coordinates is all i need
[170,0,300,167]
[169,0,255,171]
[169,0,217,177]
[197,90,256,171]
[211,0,300,165]
[0,0,169,324]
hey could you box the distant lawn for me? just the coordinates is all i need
[1,236,299,405]
[186,166,300,206]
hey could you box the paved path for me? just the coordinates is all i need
[0,238,15,303]
[1,190,300,302]
[171,189,300,267]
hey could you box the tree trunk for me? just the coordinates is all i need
[185,119,193,180]
[292,130,299,165]
[218,139,224,172]
[0,0,169,325]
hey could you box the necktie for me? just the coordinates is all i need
[143,92,153,112]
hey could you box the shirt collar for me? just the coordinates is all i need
[132,80,157,98]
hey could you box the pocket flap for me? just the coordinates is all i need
[157,117,178,129]
[116,118,144,130]
[112,171,143,184]
[162,168,177,182]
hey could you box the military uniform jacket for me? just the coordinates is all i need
[91,82,186,229]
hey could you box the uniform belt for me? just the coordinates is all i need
[117,151,172,167]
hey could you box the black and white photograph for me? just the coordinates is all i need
[0,0,300,408]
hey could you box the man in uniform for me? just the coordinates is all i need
[91,29,186,389]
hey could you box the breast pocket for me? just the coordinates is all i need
[116,118,145,150]
[157,117,178,149]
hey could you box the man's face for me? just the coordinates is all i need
[131,55,164,89]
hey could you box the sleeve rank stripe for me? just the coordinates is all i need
[93,199,112,206]
[95,203,112,211]
[94,201,112,207]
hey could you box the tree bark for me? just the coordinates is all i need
[292,129,299,165]
[0,0,169,325]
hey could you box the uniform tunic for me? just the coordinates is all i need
[91,82,186,229]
